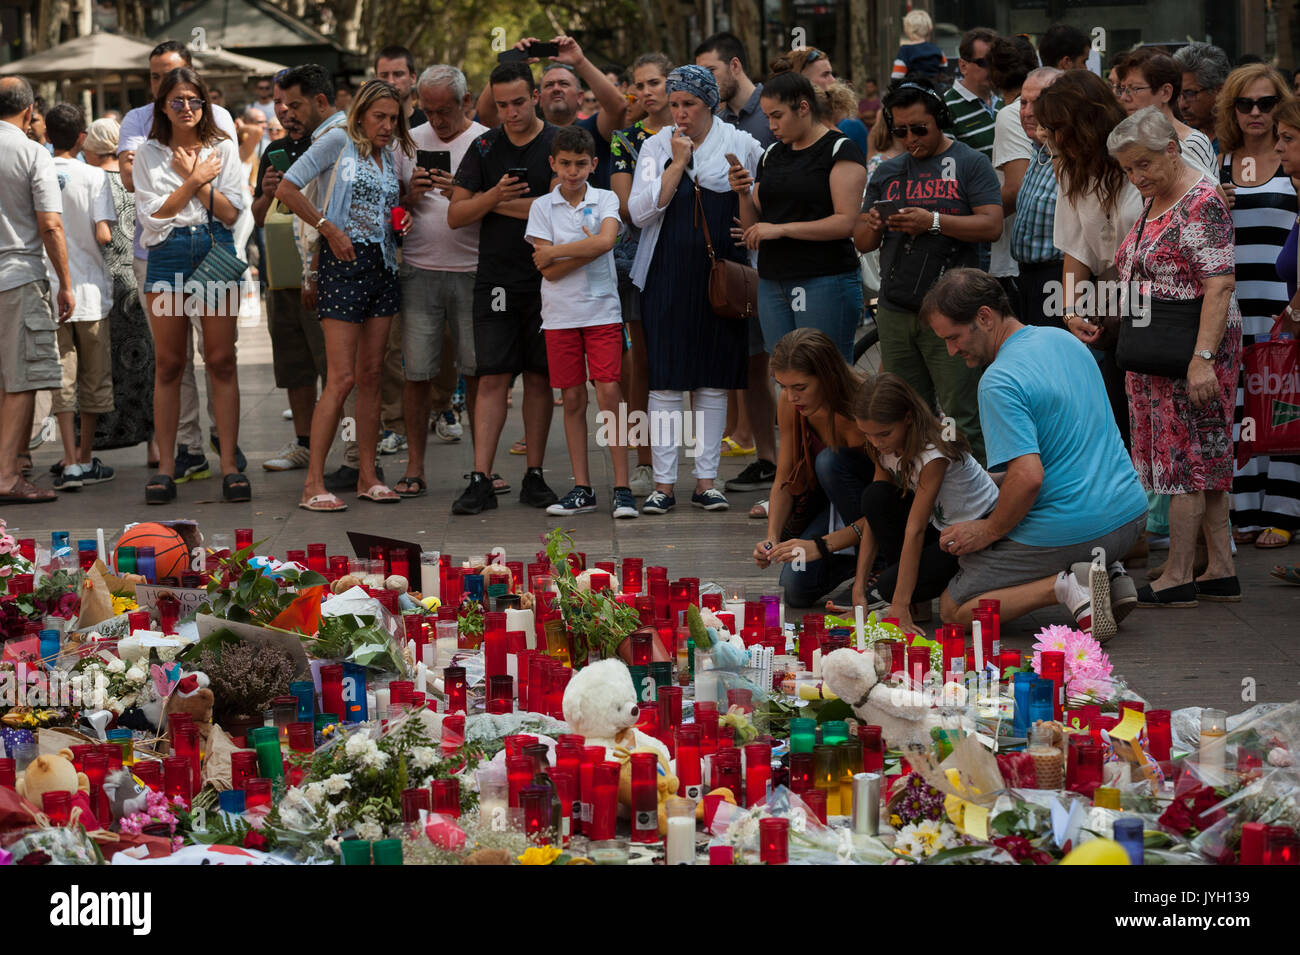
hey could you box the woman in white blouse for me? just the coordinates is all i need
[134,67,246,505]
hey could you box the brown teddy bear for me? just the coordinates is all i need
[16,747,102,829]
[161,672,215,753]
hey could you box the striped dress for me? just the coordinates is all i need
[1221,153,1300,533]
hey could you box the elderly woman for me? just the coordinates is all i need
[1117,49,1217,177]
[628,65,764,515]
[1215,66,1300,550]
[1109,106,1241,607]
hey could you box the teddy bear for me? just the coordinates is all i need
[16,748,102,830]
[821,647,970,749]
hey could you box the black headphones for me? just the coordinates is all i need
[882,80,954,131]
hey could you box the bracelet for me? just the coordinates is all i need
[315,215,328,230]
[814,536,832,561]
[850,522,863,540]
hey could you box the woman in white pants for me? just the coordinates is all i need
[628,65,763,513]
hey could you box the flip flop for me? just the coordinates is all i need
[358,483,400,503]
[1233,528,1262,545]
[394,476,427,498]
[1269,564,1300,585]
[0,477,55,503]
[509,440,527,455]
[748,499,768,519]
[1255,527,1293,549]
[299,493,348,512]
[721,436,756,457]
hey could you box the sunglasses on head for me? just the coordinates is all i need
[804,49,824,63]
[1235,95,1281,114]
[168,97,204,112]
[891,123,931,138]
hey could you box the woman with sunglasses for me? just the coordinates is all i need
[133,67,248,504]
[1217,67,1300,551]
[1115,49,1216,178]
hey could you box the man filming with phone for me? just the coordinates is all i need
[391,65,489,500]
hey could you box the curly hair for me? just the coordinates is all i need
[1034,69,1128,214]
[1214,63,1294,154]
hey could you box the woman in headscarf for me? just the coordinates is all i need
[628,65,765,515]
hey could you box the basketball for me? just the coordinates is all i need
[115,523,190,582]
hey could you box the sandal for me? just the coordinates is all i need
[721,436,756,457]
[1233,528,1262,545]
[0,477,55,503]
[394,476,427,498]
[748,499,769,519]
[144,474,176,505]
[222,473,251,503]
[299,493,347,512]
[1269,563,1300,585]
[1255,527,1293,549]
[358,483,400,503]
[509,440,527,455]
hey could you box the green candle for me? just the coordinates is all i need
[372,838,403,865]
[789,718,816,754]
[340,839,372,865]
[253,732,283,780]
[822,720,849,746]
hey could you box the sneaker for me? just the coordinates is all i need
[174,449,212,483]
[281,408,294,420]
[451,377,467,416]
[264,440,311,471]
[435,411,463,442]
[628,463,654,497]
[1071,560,1136,628]
[53,463,84,491]
[724,459,776,492]
[208,435,247,472]
[325,464,385,492]
[520,468,559,508]
[378,430,407,455]
[79,458,114,485]
[547,486,597,516]
[641,490,675,514]
[691,487,730,511]
[1054,570,1091,629]
[612,486,639,519]
[452,471,497,515]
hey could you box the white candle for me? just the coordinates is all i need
[505,608,535,649]
[724,600,745,626]
[812,648,822,679]
[375,688,390,721]
[665,815,696,865]
[854,605,865,651]
[420,554,441,601]
[971,618,984,673]
[96,528,106,564]
[415,662,428,695]
[421,643,435,668]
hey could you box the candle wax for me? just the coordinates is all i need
[665,815,696,865]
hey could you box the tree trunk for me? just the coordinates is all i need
[36,0,71,51]
[849,0,871,91]
[334,0,365,51]
[731,0,761,76]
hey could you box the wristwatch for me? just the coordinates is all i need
[928,211,941,235]
[1195,349,1214,361]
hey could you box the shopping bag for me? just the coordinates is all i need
[1238,316,1300,465]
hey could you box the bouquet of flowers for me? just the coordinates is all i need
[118,790,189,852]
[0,520,31,592]
[1031,625,1116,704]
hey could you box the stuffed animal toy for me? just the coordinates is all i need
[561,659,668,762]
[103,765,151,826]
[821,647,965,749]
[573,568,619,593]
[16,747,101,829]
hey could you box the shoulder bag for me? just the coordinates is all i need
[693,180,758,320]
[187,180,247,298]
[1115,198,1204,378]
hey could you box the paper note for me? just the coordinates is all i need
[1108,708,1146,742]
[1050,798,1085,849]
[964,803,989,841]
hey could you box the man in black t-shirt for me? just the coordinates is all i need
[376,45,427,129]
[448,61,560,515]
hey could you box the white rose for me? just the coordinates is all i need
[304,782,327,805]
[359,748,390,771]
[125,667,146,684]
[410,746,436,771]
[355,820,383,842]
[324,773,352,795]
[106,657,125,674]
[345,734,372,758]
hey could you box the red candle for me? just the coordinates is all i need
[443,666,467,714]
[789,752,814,793]
[234,528,253,551]
[320,664,345,723]
[527,654,547,714]
[801,787,828,824]
[132,760,161,791]
[743,600,764,630]
[590,572,611,594]
[432,778,460,818]
[507,755,534,808]
[710,747,741,795]
[0,758,14,790]
[546,666,572,720]
[859,724,884,773]
[230,751,258,791]
[521,785,553,843]
[163,754,191,806]
[622,558,644,595]
[759,817,789,864]
[696,709,719,756]
[676,725,702,800]
[246,777,272,809]
[1039,650,1065,721]
[1072,743,1103,795]
[589,762,620,841]
[1240,821,1268,865]
[630,752,660,844]
[658,686,683,757]
[906,645,930,687]
[726,688,753,715]
[630,631,653,666]
[550,769,576,846]
[744,742,771,808]
[578,746,605,836]
[401,786,431,823]
[127,610,151,633]
[484,611,508,678]
[69,744,95,771]
[440,715,465,757]
[1145,709,1172,761]
[1265,826,1299,865]
[42,790,72,825]
[701,593,722,611]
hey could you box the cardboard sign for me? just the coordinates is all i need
[133,584,208,623]
[346,532,423,580]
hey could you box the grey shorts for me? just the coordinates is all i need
[946,511,1147,608]
[0,280,62,393]
[399,264,476,380]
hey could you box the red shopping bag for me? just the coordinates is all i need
[1238,316,1300,465]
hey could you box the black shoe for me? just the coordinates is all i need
[1135,582,1198,608]
[325,464,385,492]
[222,472,251,502]
[79,457,115,485]
[724,458,776,492]
[145,473,177,505]
[520,467,559,508]
[453,471,497,515]
[174,448,211,483]
[210,434,247,472]
[1195,576,1242,602]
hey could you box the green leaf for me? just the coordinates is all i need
[814,699,853,723]
[298,570,328,588]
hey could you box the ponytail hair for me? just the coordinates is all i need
[759,69,831,122]
[852,372,969,480]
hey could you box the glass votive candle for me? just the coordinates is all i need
[726,688,753,715]
[245,777,272,810]
[230,750,258,791]
[821,720,849,746]
[859,724,884,773]
[788,717,816,754]
[0,757,15,790]
[401,786,431,823]
[432,778,460,817]
[801,787,828,824]
[788,751,814,793]
[588,838,629,864]
[132,760,161,791]
[42,790,72,825]
[1145,709,1172,762]
[340,839,372,865]
[759,817,789,864]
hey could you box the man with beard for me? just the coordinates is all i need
[251,64,338,472]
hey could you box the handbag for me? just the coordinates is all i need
[1115,199,1203,378]
[1238,314,1300,465]
[880,231,962,312]
[188,185,247,304]
[693,181,758,320]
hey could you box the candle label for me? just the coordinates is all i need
[572,798,582,821]
[684,784,702,802]
[634,810,656,832]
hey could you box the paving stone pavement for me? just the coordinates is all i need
[9,313,1300,714]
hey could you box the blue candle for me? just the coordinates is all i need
[1113,816,1144,864]
[1028,679,1054,726]
[289,680,315,722]
[1012,672,1035,738]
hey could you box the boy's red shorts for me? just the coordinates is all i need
[543,323,624,389]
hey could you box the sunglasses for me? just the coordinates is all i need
[1235,95,1281,114]
[804,49,824,63]
[168,97,205,112]
[891,124,931,138]
[966,57,989,68]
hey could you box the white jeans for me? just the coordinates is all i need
[648,388,727,486]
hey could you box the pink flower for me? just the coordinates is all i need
[0,567,11,579]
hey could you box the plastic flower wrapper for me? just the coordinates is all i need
[715,785,894,864]
[464,711,569,759]
[309,607,410,677]
[7,825,105,865]
[1189,766,1300,864]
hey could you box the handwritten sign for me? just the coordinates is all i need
[133,585,208,622]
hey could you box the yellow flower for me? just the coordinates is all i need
[518,845,561,866]
[112,594,138,615]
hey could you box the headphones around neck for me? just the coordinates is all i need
[882,80,954,131]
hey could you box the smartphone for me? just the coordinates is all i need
[417,149,451,174]
[497,49,529,62]
[872,199,902,220]
[266,148,292,173]
[526,41,560,58]
[505,167,530,195]
[724,152,741,167]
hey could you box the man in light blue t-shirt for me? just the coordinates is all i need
[921,269,1147,644]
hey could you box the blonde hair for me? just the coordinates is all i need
[903,10,933,42]
[825,81,858,123]
[1214,63,1293,154]
[346,79,414,159]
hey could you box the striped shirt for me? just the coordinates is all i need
[943,80,1001,162]
[1219,154,1297,338]
[1011,143,1062,265]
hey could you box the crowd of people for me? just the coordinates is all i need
[3,19,1300,639]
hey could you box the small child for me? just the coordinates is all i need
[852,372,998,637]
[525,125,635,519]
[45,103,117,491]
[891,10,949,82]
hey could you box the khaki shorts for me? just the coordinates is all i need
[267,287,326,389]
[0,280,63,394]
[52,320,114,415]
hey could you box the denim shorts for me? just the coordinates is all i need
[144,222,235,288]
[318,242,400,323]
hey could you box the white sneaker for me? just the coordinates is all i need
[263,440,311,471]
[435,411,463,442]
[629,463,654,497]
[1054,570,1091,628]
[378,430,407,455]
[281,408,293,420]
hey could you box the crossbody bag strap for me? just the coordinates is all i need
[693,179,717,263]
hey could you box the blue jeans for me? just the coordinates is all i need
[780,446,875,608]
[144,222,235,288]
[757,271,862,360]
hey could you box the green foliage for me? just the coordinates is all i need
[196,545,327,626]
[542,528,640,660]
[309,612,409,675]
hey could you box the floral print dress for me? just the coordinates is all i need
[1116,177,1242,494]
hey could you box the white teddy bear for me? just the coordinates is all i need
[820,647,970,749]
[561,659,669,763]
